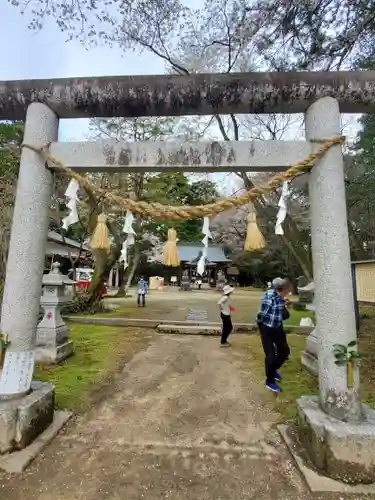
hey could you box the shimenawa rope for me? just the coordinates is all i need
[21,136,344,221]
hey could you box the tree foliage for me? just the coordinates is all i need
[11,0,375,69]
[0,122,23,283]
[346,113,375,259]
[9,0,375,285]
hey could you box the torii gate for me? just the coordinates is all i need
[0,72,373,483]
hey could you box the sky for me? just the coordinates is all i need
[0,1,165,141]
[0,2,362,160]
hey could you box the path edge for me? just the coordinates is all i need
[0,410,72,474]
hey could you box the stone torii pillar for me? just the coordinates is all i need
[304,96,361,422]
[295,97,375,485]
[0,102,58,392]
[0,103,61,455]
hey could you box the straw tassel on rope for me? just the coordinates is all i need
[244,209,265,252]
[90,213,110,251]
[163,228,180,267]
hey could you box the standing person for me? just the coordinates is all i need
[218,284,235,347]
[137,277,148,307]
[256,277,291,392]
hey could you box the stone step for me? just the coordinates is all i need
[157,324,221,335]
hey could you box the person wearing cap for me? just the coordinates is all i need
[256,277,291,392]
[218,284,235,347]
[137,276,148,307]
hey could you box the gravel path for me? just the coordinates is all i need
[0,333,369,499]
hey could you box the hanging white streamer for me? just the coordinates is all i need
[120,211,136,268]
[123,211,136,236]
[62,179,80,230]
[275,181,290,235]
[197,217,211,276]
[120,240,129,270]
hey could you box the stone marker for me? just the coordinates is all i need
[35,262,74,364]
[0,351,34,397]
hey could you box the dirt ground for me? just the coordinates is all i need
[0,292,370,499]
[108,288,263,323]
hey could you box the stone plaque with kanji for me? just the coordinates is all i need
[0,350,35,395]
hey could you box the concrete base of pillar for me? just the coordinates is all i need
[301,328,318,376]
[0,381,55,454]
[297,395,375,484]
[0,409,72,474]
[35,340,74,364]
[301,350,318,376]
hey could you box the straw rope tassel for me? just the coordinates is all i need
[244,211,265,251]
[163,228,180,267]
[91,213,110,251]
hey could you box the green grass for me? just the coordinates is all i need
[241,334,319,422]
[233,296,314,327]
[35,324,152,412]
[240,309,375,422]
[284,308,314,326]
[70,306,137,317]
[357,308,375,410]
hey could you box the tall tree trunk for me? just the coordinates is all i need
[125,247,140,291]
[115,265,126,297]
[87,245,122,309]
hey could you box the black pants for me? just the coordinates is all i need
[221,313,233,344]
[259,324,290,384]
[137,294,145,306]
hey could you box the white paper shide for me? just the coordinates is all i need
[275,181,290,235]
[62,179,80,230]
[120,211,136,269]
[197,217,212,276]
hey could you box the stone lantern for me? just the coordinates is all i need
[35,262,75,364]
[300,282,318,376]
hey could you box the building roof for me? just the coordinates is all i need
[48,231,90,251]
[46,231,90,258]
[177,243,231,263]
